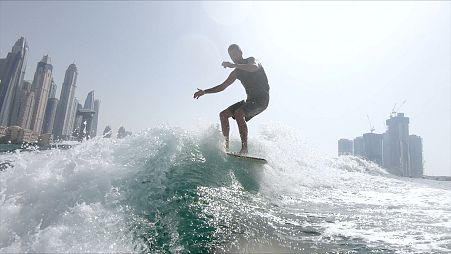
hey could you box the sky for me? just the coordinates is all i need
[0,1,449,176]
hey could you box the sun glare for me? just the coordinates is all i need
[256,2,416,65]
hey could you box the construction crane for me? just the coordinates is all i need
[390,100,407,117]
[366,114,375,133]
[390,103,397,117]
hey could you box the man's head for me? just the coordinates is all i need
[228,44,243,63]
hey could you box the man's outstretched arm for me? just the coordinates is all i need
[194,70,237,99]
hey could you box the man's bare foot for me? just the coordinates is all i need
[239,147,248,154]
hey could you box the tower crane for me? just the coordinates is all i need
[367,114,375,133]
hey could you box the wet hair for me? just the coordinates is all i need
[228,44,242,53]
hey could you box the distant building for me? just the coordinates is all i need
[0,37,28,126]
[73,101,83,134]
[92,99,100,137]
[0,126,6,138]
[53,64,77,140]
[0,126,38,144]
[10,81,35,129]
[30,55,53,134]
[42,78,58,135]
[338,139,353,156]
[38,133,53,146]
[84,90,94,111]
[384,113,410,176]
[363,133,383,166]
[338,112,423,178]
[103,125,112,138]
[117,126,126,139]
[42,97,58,134]
[409,135,423,177]
[81,90,95,137]
[382,131,390,168]
[2,126,23,143]
[48,79,57,98]
[353,136,364,157]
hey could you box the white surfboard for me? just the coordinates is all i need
[226,152,267,163]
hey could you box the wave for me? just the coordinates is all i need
[1,124,450,253]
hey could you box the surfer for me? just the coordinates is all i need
[193,44,270,154]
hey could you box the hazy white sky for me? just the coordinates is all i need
[1,1,449,176]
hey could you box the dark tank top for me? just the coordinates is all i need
[235,57,270,100]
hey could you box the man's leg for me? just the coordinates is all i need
[219,109,233,150]
[233,108,248,154]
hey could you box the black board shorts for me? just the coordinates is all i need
[227,94,269,122]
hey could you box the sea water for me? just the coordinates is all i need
[0,125,450,253]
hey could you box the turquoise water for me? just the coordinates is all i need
[0,125,450,253]
[0,144,22,153]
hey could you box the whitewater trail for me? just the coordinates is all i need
[0,124,450,253]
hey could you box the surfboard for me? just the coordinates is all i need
[226,152,267,163]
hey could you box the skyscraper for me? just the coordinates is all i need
[353,136,364,157]
[84,90,94,111]
[92,99,100,137]
[42,98,58,134]
[42,80,58,135]
[0,58,5,74]
[68,97,79,137]
[338,139,353,156]
[338,112,423,178]
[30,55,53,134]
[11,81,35,129]
[73,91,97,140]
[0,37,28,126]
[362,133,383,166]
[409,135,424,177]
[82,90,95,137]
[384,113,410,176]
[48,79,57,98]
[53,64,77,139]
[73,101,83,134]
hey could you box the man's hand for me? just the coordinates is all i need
[222,61,235,69]
[193,88,205,99]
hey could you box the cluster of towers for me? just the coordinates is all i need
[338,112,424,178]
[0,37,100,143]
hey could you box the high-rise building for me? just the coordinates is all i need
[338,139,353,156]
[48,79,57,98]
[338,112,423,178]
[92,99,100,137]
[84,90,94,111]
[81,91,95,137]
[362,133,383,166]
[42,98,58,134]
[11,81,35,129]
[30,55,53,134]
[0,37,28,126]
[42,79,58,135]
[53,64,77,139]
[73,91,97,140]
[73,101,83,134]
[353,136,364,157]
[68,98,79,137]
[409,135,424,177]
[384,113,410,176]
[103,125,112,138]
[382,132,391,169]
[0,58,6,73]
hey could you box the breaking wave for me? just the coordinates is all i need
[1,124,450,253]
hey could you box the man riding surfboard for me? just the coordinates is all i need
[194,44,270,154]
